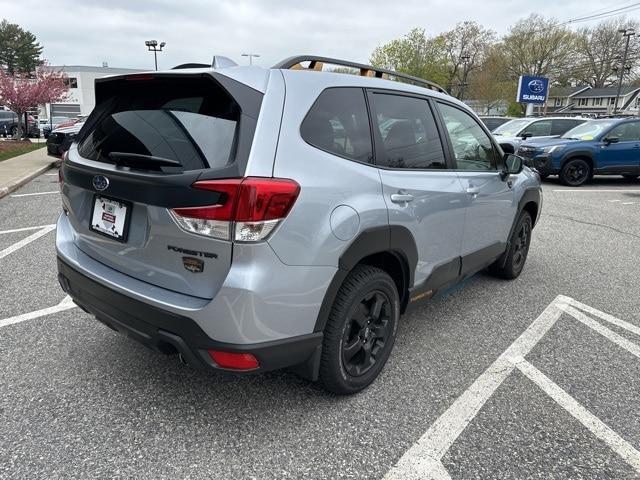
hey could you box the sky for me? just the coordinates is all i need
[1,0,638,71]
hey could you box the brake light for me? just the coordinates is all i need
[208,350,260,370]
[169,177,300,242]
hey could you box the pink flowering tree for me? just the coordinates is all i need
[0,64,69,139]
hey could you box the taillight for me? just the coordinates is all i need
[169,177,300,242]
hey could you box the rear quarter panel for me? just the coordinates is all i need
[268,71,388,267]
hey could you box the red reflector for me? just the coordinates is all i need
[125,74,155,81]
[174,177,300,222]
[208,350,260,370]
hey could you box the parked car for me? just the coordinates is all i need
[0,110,40,138]
[43,116,71,138]
[518,118,640,186]
[56,56,541,394]
[492,117,587,154]
[47,121,84,157]
[479,116,513,131]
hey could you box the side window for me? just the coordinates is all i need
[370,93,446,169]
[300,88,372,163]
[524,120,552,136]
[551,119,579,136]
[437,103,499,171]
[607,122,640,142]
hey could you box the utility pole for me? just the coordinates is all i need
[458,54,471,101]
[613,28,635,115]
[145,40,166,71]
[241,53,261,66]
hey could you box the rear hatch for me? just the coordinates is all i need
[61,72,263,299]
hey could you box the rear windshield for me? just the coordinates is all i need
[78,76,239,172]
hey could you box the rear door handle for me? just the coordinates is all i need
[466,187,481,195]
[390,193,414,204]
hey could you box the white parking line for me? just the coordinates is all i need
[384,296,640,479]
[564,295,640,338]
[561,305,640,359]
[0,224,56,260]
[0,296,77,329]
[10,191,59,198]
[622,202,637,205]
[516,359,640,472]
[384,296,566,480]
[0,224,55,235]
[552,189,640,193]
[44,173,59,176]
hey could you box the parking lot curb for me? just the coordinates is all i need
[0,158,61,200]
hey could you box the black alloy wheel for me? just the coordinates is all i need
[319,265,399,395]
[341,290,392,377]
[512,220,530,272]
[560,158,591,186]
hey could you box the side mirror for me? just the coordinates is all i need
[603,136,619,145]
[521,132,533,139]
[501,153,524,180]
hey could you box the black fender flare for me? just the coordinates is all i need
[559,150,595,171]
[313,225,417,333]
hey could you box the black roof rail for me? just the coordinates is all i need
[172,63,210,69]
[273,55,448,94]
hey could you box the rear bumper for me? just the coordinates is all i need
[57,256,323,375]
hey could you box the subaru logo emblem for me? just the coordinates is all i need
[92,175,109,191]
[528,79,545,94]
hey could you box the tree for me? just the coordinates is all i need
[575,18,640,88]
[436,21,495,97]
[370,28,448,86]
[467,48,512,114]
[0,20,43,75]
[0,65,68,138]
[501,14,579,80]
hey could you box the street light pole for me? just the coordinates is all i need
[613,28,635,115]
[458,54,471,101]
[241,53,261,65]
[145,40,166,71]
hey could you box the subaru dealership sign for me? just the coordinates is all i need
[516,75,550,104]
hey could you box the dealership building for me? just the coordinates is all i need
[39,65,145,119]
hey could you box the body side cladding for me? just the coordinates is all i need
[405,242,506,312]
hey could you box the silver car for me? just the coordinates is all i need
[56,56,542,394]
[492,116,587,154]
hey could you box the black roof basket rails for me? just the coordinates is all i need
[273,55,448,94]
[172,63,210,69]
[172,56,238,70]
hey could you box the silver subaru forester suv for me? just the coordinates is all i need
[56,56,542,394]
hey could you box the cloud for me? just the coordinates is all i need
[2,0,609,70]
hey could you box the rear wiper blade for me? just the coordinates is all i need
[108,152,182,168]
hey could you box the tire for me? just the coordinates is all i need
[9,126,17,137]
[622,174,639,181]
[319,265,399,395]
[560,158,591,187]
[489,211,533,280]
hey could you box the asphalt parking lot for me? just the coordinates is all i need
[1,172,640,479]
